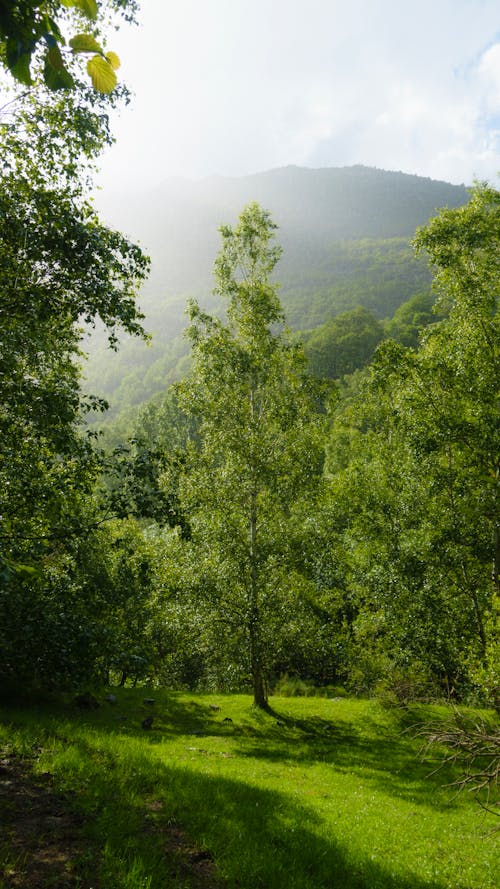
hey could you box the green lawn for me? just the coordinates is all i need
[0,690,498,888]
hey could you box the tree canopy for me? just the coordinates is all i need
[0,37,149,686]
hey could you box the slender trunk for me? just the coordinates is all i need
[249,486,267,708]
[447,444,487,654]
[469,580,487,655]
[493,523,500,613]
[248,378,267,708]
[492,466,500,607]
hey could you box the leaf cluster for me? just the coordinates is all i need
[0,0,135,92]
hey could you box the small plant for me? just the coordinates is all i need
[375,661,442,706]
[273,674,347,698]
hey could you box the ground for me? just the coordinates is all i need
[0,751,222,888]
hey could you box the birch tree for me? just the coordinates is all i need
[176,203,324,707]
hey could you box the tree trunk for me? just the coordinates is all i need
[249,486,267,709]
[492,464,500,608]
[247,381,268,709]
[251,655,267,709]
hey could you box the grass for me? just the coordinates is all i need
[0,689,499,888]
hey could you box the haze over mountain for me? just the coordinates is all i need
[87,165,469,416]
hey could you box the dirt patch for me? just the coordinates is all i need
[145,800,226,888]
[0,753,224,888]
[0,752,88,888]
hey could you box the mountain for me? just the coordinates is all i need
[86,165,469,416]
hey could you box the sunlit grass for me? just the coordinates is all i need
[0,690,498,888]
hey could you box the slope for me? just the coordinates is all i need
[85,165,469,416]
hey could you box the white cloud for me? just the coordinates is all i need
[96,0,500,193]
[477,42,500,112]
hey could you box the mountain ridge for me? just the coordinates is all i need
[87,165,469,417]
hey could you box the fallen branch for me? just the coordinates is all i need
[416,709,500,824]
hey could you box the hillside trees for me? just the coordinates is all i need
[0,67,149,685]
[173,203,325,707]
[383,290,439,347]
[303,306,384,379]
[321,184,500,700]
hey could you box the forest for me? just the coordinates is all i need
[0,2,499,887]
[2,84,498,711]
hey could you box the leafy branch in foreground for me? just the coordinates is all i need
[0,0,138,92]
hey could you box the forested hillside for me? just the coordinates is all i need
[98,193,500,714]
[87,166,469,417]
[2,64,495,708]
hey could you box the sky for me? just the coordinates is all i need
[96,0,500,194]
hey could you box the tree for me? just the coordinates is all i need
[106,388,196,533]
[383,290,439,348]
[411,183,500,702]
[320,183,500,700]
[174,203,325,707]
[0,66,149,686]
[303,306,384,379]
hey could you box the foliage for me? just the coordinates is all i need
[105,389,196,532]
[303,305,384,379]
[318,183,500,701]
[95,517,157,686]
[173,203,326,707]
[0,67,148,687]
[0,0,137,92]
[272,674,347,698]
[383,289,441,347]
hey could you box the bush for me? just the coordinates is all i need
[273,674,347,698]
[375,661,442,706]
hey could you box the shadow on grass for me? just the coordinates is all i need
[0,690,469,816]
[233,719,462,811]
[140,758,454,889]
[1,691,485,888]
[113,694,463,813]
[1,719,455,889]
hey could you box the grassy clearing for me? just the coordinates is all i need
[0,690,498,888]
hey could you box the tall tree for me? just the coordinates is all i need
[411,184,500,700]
[0,62,149,686]
[321,184,500,699]
[175,203,324,707]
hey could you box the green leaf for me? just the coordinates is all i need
[86,54,117,92]
[46,16,64,42]
[5,41,33,85]
[48,45,64,70]
[74,0,99,19]
[13,563,39,578]
[105,51,120,71]
[44,49,76,90]
[60,0,99,19]
[70,33,102,53]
